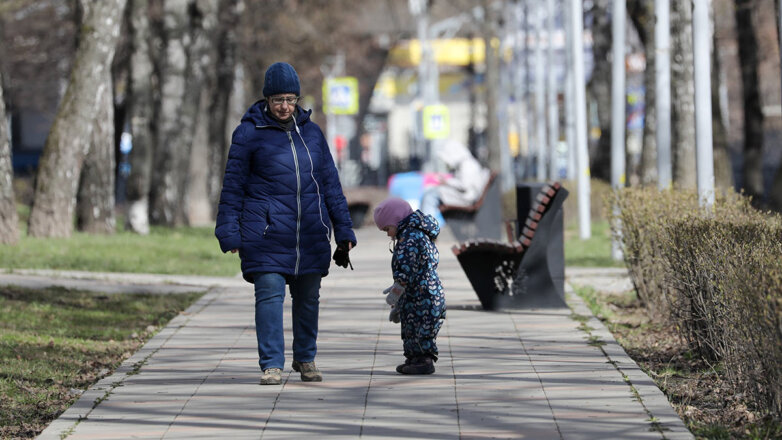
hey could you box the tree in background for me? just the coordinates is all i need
[772,0,782,211]
[628,0,657,186]
[27,0,127,238]
[76,64,116,234]
[0,73,18,245]
[670,0,696,189]
[735,0,765,205]
[148,0,217,226]
[75,0,118,234]
[586,0,613,181]
[710,1,734,192]
[125,0,157,235]
[205,0,242,218]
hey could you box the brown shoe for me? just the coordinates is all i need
[292,360,323,382]
[260,368,282,385]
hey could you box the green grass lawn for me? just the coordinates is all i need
[564,220,625,268]
[0,224,240,276]
[0,285,204,439]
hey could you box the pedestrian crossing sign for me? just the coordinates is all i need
[323,77,359,115]
[422,104,450,139]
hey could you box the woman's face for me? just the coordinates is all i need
[268,94,299,121]
[381,225,397,238]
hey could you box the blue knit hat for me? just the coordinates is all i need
[263,62,301,97]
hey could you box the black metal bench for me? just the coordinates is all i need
[451,182,569,310]
[439,171,502,242]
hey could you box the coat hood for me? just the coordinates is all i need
[241,99,312,128]
[398,210,440,241]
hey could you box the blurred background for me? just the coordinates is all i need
[1,0,781,239]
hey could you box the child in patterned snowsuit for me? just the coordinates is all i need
[374,197,446,375]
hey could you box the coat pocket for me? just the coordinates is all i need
[240,200,270,242]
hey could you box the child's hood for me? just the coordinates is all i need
[399,210,440,241]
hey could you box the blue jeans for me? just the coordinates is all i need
[253,272,321,370]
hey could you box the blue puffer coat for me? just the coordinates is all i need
[215,100,356,282]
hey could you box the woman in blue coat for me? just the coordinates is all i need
[215,62,356,385]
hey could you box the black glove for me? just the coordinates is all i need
[332,241,353,270]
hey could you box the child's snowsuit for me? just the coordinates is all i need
[392,210,446,360]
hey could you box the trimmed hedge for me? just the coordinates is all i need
[610,187,782,418]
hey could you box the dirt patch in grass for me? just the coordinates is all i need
[575,286,782,439]
[0,285,204,439]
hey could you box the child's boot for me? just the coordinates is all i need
[397,355,434,375]
[395,357,412,373]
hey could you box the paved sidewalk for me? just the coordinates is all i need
[29,227,692,439]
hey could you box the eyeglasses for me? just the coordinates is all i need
[269,96,300,106]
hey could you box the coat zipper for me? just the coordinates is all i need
[287,131,302,275]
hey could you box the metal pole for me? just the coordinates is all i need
[514,1,529,176]
[563,0,576,181]
[611,0,626,260]
[500,2,515,191]
[534,1,547,180]
[410,0,435,168]
[547,0,560,181]
[693,0,714,207]
[523,1,533,176]
[655,0,672,189]
[569,0,591,239]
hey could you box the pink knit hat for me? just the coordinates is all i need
[373,197,413,229]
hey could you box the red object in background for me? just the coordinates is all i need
[334,135,346,159]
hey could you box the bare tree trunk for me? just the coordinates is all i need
[149,0,211,226]
[125,0,157,234]
[671,0,697,189]
[27,0,126,238]
[771,156,782,211]
[149,0,191,226]
[76,68,116,234]
[206,0,242,213]
[0,74,18,245]
[628,0,657,186]
[184,1,219,226]
[735,0,765,204]
[711,12,734,192]
[587,0,613,181]
[771,0,782,211]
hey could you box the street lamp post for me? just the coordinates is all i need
[534,1,547,181]
[547,0,560,181]
[611,0,626,260]
[569,0,591,239]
